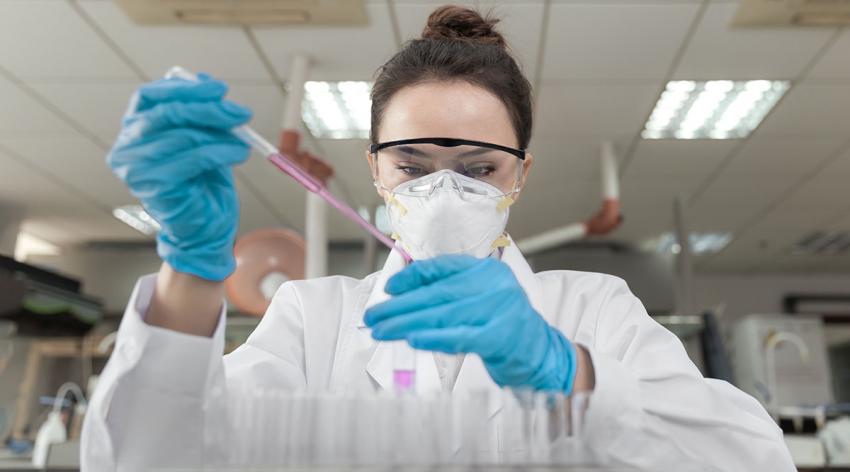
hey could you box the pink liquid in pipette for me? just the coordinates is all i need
[393,369,416,393]
[266,151,412,263]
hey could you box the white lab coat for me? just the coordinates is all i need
[81,243,794,471]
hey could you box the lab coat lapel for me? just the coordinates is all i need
[358,248,442,394]
[453,239,544,418]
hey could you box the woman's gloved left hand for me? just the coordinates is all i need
[364,255,578,393]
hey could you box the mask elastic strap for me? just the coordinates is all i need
[385,193,408,216]
[496,195,515,212]
[491,233,512,250]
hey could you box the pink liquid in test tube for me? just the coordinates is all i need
[393,370,416,392]
[393,342,416,393]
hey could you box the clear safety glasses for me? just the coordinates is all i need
[369,137,526,197]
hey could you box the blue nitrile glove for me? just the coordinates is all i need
[107,73,252,281]
[364,255,578,393]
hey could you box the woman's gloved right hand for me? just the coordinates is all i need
[107,74,253,282]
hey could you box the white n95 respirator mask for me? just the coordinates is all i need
[382,169,515,260]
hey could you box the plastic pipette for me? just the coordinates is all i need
[164,66,412,264]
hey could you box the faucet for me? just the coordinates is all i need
[763,329,810,416]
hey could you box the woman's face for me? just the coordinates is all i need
[368,80,533,200]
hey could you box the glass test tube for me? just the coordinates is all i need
[392,341,416,393]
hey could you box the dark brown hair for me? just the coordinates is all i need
[370,5,533,149]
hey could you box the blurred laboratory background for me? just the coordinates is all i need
[1,0,850,470]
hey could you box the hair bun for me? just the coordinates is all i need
[422,5,506,48]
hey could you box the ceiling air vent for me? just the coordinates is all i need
[115,0,367,26]
[791,231,850,255]
[734,0,850,26]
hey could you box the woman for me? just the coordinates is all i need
[83,6,794,471]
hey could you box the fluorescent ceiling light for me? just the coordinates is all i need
[642,80,790,140]
[113,205,161,235]
[302,81,371,139]
[651,232,733,255]
[791,231,850,255]
[14,232,60,261]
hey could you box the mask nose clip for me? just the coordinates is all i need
[428,170,465,197]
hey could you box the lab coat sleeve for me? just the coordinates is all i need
[81,275,308,471]
[578,276,795,472]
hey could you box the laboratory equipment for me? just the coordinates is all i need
[163,67,412,264]
[213,386,595,468]
[732,314,834,413]
[32,382,85,468]
[820,417,850,466]
[224,228,306,316]
[0,255,103,337]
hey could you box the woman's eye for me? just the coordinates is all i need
[466,166,495,178]
[398,165,425,176]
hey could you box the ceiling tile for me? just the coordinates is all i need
[0,75,77,138]
[0,137,128,208]
[834,211,850,229]
[226,82,286,142]
[774,172,850,217]
[621,171,706,215]
[808,29,850,80]
[508,136,641,241]
[688,174,797,232]
[509,178,599,240]
[696,230,791,273]
[317,139,375,205]
[625,139,737,178]
[0,145,139,245]
[0,0,136,79]
[816,143,850,176]
[757,253,850,273]
[673,3,836,80]
[723,153,850,235]
[529,137,632,183]
[393,1,544,79]
[615,197,677,242]
[236,153,307,232]
[251,3,397,82]
[78,1,271,81]
[29,80,139,143]
[0,146,86,213]
[534,81,659,138]
[542,3,699,80]
[722,136,846,177]
[756,83,850,137]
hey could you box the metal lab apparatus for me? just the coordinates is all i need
[732,314,834,413]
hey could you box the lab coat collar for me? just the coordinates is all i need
[360,237,544,417]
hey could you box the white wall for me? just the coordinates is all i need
[693,273,850,324]
[0,204,23,256]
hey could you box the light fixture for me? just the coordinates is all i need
[302,81,372,139]
[642,80,790,140]
[651,232,733,255]
[113,205,161,235]
[14,232,60,262]
[791,231,850,255]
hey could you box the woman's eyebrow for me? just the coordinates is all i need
[457,147,495,158]
[394,145,430,157]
